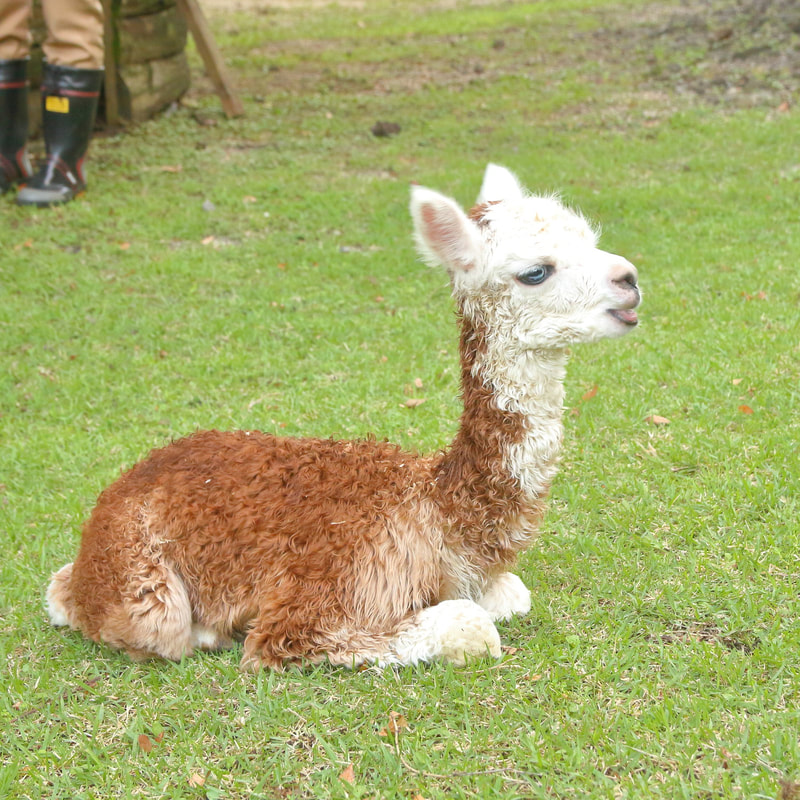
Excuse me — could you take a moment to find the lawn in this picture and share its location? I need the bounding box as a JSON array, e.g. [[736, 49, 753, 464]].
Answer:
[[1, 0, 799, 797]]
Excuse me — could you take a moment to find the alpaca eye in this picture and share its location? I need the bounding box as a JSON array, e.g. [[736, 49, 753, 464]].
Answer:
[[517, 264, 553, 286]]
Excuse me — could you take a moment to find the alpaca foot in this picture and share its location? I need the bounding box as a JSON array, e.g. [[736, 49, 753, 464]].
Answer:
[[386, 599, 501, 666], [477, 572, 531, 622], [46, 563, 76, 627], [190, 623, 234, 652]]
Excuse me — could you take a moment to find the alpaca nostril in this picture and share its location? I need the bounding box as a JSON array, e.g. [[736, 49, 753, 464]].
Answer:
[[610, 263, 638, 291]]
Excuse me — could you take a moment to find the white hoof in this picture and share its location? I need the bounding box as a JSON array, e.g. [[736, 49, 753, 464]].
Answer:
[[477, 572, 531, 622], [190, 623, 233, 652], [46, 563, 74, 627], [388, 599, 501, 666]]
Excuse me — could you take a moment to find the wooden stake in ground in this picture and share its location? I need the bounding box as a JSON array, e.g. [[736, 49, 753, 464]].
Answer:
[[101, 0, 121, 126], [175, 0, 245, 118]]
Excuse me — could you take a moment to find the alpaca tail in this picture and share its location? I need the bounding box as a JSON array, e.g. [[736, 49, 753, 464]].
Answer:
[[46, 562, 78, 629]]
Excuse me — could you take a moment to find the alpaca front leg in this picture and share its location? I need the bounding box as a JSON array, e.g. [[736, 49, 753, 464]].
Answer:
[[383, 599, 501, 666], [477, 572, 531, 622]]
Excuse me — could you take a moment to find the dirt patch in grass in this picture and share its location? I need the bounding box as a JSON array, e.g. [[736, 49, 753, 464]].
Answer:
[[197, 0, 796, 122], [780, 779, 800, 800], [656, 622, 762, 654], [625, 0, 800, 107]]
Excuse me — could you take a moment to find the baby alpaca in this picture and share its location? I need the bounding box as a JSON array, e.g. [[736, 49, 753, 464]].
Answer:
[[47, 164, 641, 670]]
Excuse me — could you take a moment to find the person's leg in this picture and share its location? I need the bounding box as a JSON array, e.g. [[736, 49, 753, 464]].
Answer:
[[16, 0, 104, 207], [0, 0, 32, 61], [0, 0, 34, 193], [40, 0, 104, 70]]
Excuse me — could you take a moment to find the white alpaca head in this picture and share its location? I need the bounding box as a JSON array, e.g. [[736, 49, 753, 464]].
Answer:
[[410, 164, 641, 351]]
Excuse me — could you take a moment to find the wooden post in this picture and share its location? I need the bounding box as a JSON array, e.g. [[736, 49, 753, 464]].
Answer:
[[102, 0, 121, 125], [175, 0, 244, 118]]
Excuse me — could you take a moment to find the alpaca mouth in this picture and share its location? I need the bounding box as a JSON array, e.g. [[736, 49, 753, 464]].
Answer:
[[607, 308, 639, 326]]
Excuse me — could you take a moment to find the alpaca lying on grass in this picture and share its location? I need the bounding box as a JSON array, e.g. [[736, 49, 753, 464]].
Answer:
[[47, 164, 641, 670]]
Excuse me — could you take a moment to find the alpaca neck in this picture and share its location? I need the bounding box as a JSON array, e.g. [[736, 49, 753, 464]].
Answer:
[[480, 337, 568, 500], [433, 310, 568, 554]]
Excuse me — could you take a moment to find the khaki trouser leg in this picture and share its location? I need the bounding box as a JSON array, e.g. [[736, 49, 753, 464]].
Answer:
[[0, 0, 33, 61], [41, 0, 104, 70]]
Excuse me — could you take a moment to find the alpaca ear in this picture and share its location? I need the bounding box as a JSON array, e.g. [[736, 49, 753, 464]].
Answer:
[[410, 185, 483, 275], [476, 163, 526, 205]]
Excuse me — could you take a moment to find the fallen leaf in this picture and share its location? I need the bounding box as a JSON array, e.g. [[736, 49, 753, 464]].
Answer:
[[386, 711, 409, 735], [645, 415, 670, 426], [119, 242, 131, 250], [720, 746, 734, 770], [339, 764, 356, 784], [159, 164, 182, 173], [777, 101, 790, 113], [732, 378, 743, 385], [242, 195, 257, 204], [581, 384, 598, 402], [138, 734, 153, 753], [709, 26, 733, 43], [738, 405, 754, 415], [188, 773, 205, 788], [414, 377, 424, 389], [402, 398, 426, 408], [201, 235, 215, 246]]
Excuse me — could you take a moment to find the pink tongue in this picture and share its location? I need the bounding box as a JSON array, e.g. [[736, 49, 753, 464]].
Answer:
[[617, 309, 638, 324]]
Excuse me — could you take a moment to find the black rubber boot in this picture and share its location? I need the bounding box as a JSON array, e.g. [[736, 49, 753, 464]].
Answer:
[[0, 58, 32, 195], [17, 63, 103, 207]]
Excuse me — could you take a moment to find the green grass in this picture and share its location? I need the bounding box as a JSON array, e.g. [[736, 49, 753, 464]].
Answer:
[[2, 0, 800, 797]]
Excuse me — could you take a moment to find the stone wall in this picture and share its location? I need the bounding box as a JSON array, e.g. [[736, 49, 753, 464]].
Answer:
[[30, 0, 191, 128]]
